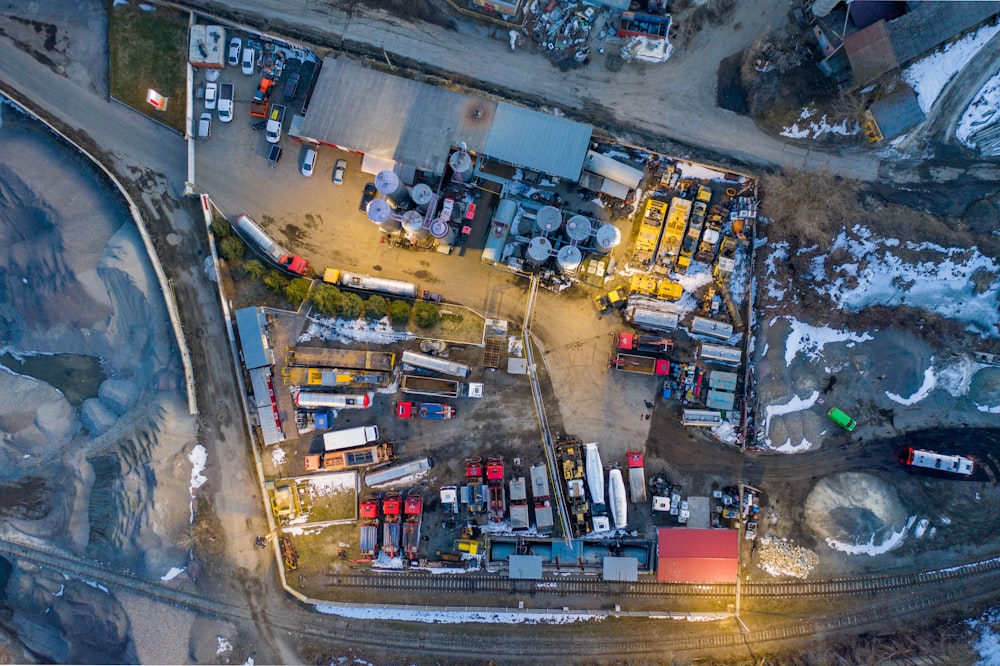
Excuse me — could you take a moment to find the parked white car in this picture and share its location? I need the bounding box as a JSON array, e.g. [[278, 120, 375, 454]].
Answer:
[[333, 159, 347, 185], [204, 82, 217, 110], [241, 47, 255, 75], [197, 113, 212, 139], [301, 148, 317, 177], [227, 37, 242, 67]]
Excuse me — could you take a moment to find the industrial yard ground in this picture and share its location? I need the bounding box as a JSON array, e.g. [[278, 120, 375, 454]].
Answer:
[[1, 0, 1000, 665]]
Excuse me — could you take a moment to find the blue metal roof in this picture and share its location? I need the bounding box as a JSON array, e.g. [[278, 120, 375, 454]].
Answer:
[[235, 307, 273, 370]]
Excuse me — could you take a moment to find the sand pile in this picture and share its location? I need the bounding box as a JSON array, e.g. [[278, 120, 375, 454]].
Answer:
[[804, 473, 910, 555]]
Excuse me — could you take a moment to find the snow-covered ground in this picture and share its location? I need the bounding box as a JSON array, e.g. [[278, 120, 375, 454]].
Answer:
[[903, 22, 1000, 113], [781, 105, 859, 140], [957, 70, 1000, 148]]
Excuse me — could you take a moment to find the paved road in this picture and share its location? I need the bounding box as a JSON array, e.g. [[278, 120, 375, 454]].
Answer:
[[183, 0, 883, 180]]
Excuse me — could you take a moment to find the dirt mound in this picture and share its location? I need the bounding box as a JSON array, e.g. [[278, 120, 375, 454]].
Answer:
[[804, 473, 909, 554]]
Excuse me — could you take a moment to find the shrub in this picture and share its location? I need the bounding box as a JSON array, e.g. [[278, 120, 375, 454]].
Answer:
[[210, 216, 230, 238], [263, 270, 288, 292], [311, 284, 342, 317], [365, 295, 388, 321], [388, 300, 411, 325], [242, 259, 265, 279], [412, 302, 440, 329], [285, 278, 311, 305], [219, 236, 245, 261], [338, 292, 364, 320]]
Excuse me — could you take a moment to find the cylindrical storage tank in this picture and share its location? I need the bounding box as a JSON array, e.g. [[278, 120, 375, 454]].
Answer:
[[367, 198, 401, 233], [449, 150, 474, 182], [401, 210, 428, 242], [564, 214, 591, 243], [410, 183, 434, 212], [593, 223, 622, 254], [555, 245, 582, 273], [375, 170, 409, 206], [526, 236, 553, 266], [429, 219, 457, 244], [533, 206, 562, 234], [811, 0, 839, 17], [493, 198, 517, 226], [295, 391, 373, 410], [402, 350, 472, 378]]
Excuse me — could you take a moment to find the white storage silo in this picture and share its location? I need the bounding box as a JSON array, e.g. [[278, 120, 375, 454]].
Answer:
[[401, 210, 428, 242], [367, 198, 401, 234], [410, 183, 434, 212], [564, 215, 591, 243], [429, 218, 457, 244], [526, 236, 553, 266], [534, 206, 562, 234], [375, 169, 409, 206], [593, 223, 621, 254], [449, 149, 474, 182], [555, 245, 582, 273]]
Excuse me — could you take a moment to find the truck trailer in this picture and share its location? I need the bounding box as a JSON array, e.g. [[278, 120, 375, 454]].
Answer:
[[508, 475, 529, 531], [529, 462, 554, 533], [626, 450, 647, 502], [304, 442, 394, 472], [295, 391, 372, 410], [400, 375, 484, 399], [610, 352, 670, 375], [286, 346, 395, 372], [614, 332, 673, 356], [232, 214, 311, 276], [486, 456, 506, 523], [282, 366, 391, 389], [323, 269, 419, 299], [364, 457, 433, 487], [401, 350, 472, 379], [323, 425, 379, 452]]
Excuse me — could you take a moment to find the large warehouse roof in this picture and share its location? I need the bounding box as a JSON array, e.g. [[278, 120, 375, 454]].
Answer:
[[298, 56, 591, 180], [483, 103, 592, 180], [657, 528, 738, 583]]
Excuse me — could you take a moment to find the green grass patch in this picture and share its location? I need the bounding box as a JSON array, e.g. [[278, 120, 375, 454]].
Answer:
[[304, 488, 357, 523], [108, 2, 189, 133], [411, 304, 485, 343]]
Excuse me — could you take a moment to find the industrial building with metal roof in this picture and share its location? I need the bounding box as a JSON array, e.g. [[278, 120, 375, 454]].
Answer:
[[657, 528, 739, 583], [296, 56, 592, 181]]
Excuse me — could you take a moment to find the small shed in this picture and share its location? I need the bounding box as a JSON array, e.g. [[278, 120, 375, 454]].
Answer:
[[603, 556, 638, 582], [508, 555, 544, 579], [188, 25, 226, 69], [699, 342, 742, 366], [863, 84, 926, 141], [691, 316, 734, 340], [657, 528, 738, 583], [235, 307, 274, 369]]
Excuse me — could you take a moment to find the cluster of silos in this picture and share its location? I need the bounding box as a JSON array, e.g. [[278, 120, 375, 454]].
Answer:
[[375, 170, 409, 207], [367, 198, 401, 234], [521, 203, 623, 274]]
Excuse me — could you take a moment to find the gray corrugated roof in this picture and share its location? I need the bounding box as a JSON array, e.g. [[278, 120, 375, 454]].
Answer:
[[249, 367, 284, 445], [603, 556, 638, 582], [235, 307, 273, 369], [844, 20, 897, 85], [299, 56, 497, 174], [869, 83, 926, 138], [483, 103, 592, 180], [509, 554, 544, 579], [887, 1, 1000, 65]]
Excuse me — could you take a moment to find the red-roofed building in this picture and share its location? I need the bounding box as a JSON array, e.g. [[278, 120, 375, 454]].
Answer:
[[657, 528, 739, 583]]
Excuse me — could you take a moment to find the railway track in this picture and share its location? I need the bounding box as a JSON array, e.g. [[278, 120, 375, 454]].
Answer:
[[338, 553, 1000, 599], [4, 536, 1000, 659]]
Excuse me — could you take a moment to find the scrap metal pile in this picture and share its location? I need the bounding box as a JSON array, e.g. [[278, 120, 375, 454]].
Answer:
[[523, 0, 599, 62], [756, 537, 818, 579]]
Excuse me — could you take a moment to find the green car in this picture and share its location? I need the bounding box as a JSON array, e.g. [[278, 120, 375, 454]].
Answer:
[[827, 407, 857, 431]]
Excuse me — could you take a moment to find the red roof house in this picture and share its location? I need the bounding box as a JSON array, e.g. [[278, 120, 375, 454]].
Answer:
[[657, 528, 739, 583]]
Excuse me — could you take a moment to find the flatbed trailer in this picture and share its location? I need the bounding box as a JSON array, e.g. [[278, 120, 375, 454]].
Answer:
[[282, 366, 391, 388], [400, 375, 483, 399], [402, 491, 423, 559], [286, 346, 395, 372], [626, 450, 647, 503], [529, 462, 554, 532], [304, 442, 395, 472]]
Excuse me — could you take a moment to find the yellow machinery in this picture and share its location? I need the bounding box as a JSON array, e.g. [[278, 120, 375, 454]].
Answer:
[[629, 275, 682, 301]]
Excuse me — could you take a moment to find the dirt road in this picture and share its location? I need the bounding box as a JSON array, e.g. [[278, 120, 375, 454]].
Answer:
[[182, 0, 883, 180]]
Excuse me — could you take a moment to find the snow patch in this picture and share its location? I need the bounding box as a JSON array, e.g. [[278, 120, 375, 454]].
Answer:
[[160, 567, 186, 581], [764, 390, 819, 437], [885, 366, 937, 405], [783, 317, 873, 366], [903, 22, 1000, 113], [315, 605, 607, 624], [825, 520, 910, 556]]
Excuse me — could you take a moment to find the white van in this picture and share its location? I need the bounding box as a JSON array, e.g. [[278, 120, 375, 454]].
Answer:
[[197, 112, 212, 139], [322, 425, 378, 452]]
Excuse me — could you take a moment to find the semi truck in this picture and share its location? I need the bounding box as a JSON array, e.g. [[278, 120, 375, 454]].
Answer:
[[584, 442, 610, 532], [286, 346, 395, 372], [394, 402, 456, 419], [609, 352, 670, 375], [614, 332, 673, 356], [463, 457, 487, 516], [359, 496, 380, 558], [303, 442, 394, 472], [382, 493, 402, 558], [323, 425, 379, 452], [322, 268, 419, 299], [529, 462, 554, 533], [486, 456, 506, 523], [400, 375, 484, 399], [233, 214, 311, 276], [294, 391, 372, 410], [282, 366, 391, 389], [402, 491, 423, 559], [626, 450, 647, 503]]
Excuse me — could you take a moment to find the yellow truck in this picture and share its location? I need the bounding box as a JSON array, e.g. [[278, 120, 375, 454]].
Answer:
[[629, 275, 682, 301], [630, 198, 668, 268], [652, 197, 692, 275]]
